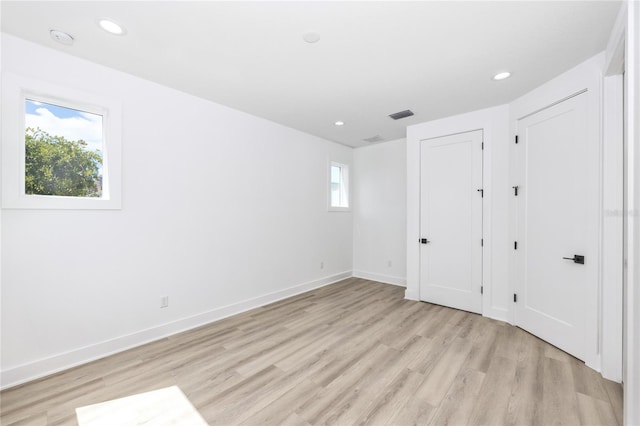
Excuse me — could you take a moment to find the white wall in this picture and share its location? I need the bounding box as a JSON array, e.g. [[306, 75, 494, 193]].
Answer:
[[0, 34, 353, 388], [405, 105, 511, 321], [352, 138, 407, 286]]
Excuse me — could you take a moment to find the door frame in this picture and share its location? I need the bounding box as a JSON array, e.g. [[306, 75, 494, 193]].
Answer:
[[609, 2, 640, 424], [406, 105, 510, 321], [509, 54, 604, 371]]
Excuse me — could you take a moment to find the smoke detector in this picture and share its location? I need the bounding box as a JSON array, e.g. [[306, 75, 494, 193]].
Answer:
[[303, 32, 320, 43], [50, 30, 74, 46]]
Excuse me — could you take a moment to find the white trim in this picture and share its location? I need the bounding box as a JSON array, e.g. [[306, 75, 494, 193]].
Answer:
[[352, 270, 406, 287], [604, 2, 627, 77], [601, 74, 624, 382], [0, 271, 351, 390], [601, 0, 626, 384], [404, 288, 419, 301], [1, 72, 122, 210], [483, 308, 508, 323], [624, 1, 640, 424]]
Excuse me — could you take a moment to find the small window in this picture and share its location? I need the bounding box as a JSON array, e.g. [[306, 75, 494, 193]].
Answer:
[[329, 161, 349, 210], [2, 73, 121, 209], [25, 99, 104, 198]]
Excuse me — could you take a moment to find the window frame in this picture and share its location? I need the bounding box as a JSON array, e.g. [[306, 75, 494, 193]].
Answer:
[[1, 72, 122, 210], [328, 160, 350, 212]]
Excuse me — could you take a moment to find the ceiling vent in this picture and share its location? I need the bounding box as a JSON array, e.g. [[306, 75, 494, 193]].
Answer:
[[363, 135, 385, 143], [388, 109, 414, 120]]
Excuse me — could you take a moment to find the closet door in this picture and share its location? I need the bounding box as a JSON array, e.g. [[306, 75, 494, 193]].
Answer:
[[513, 92, 594, 361], [419, 130, 483, 314]]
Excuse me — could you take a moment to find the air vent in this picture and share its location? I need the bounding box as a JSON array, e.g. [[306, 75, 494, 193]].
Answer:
[[363, 135, 385, 143], [388, 109, 414, 120]]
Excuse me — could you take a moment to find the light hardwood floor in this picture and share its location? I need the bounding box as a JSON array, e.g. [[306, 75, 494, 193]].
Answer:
[[0, 278, 623, 425]]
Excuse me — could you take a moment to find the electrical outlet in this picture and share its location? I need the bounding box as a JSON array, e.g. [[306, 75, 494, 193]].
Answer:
[[320, 261, 324, 269], [387, 260, 392, 267], [160, 296, 169, 308]]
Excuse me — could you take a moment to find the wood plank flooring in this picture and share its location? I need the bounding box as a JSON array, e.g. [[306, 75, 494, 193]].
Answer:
[[0, 278, 623, 425]]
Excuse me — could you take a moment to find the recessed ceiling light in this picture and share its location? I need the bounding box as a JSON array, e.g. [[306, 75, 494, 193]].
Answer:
[[493, 71, 511, 81], [98, 19, 126, 35], [50, 29, 74, 46], [334, 121, 345, 126], [303, 32, 320, 43]]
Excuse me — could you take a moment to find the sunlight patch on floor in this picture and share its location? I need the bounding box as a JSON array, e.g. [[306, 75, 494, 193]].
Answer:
[[75, 385, 208, 426]]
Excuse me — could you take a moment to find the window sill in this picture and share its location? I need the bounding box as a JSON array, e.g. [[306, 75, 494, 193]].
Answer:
[[2, 193, 121, 210], [328, 206, 351, 212]]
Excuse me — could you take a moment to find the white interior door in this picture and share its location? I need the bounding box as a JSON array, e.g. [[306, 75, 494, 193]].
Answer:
[[419, 130, 483, 314], [514, 92, 596, 361]]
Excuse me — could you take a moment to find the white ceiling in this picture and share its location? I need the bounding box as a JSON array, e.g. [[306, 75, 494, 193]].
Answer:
[[1, 1, 622, 148]]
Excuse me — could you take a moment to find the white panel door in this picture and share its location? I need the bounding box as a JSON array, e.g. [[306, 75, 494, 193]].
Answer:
[[419, 130, 483, 314], [514, 92, 595, 361]]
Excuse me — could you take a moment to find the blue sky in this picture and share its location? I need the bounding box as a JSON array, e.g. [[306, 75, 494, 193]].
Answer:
[[26, 99, 82, 119], [25, 99, 104, 154]]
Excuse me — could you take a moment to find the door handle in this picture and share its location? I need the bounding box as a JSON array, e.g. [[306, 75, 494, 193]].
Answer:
[[420, 238, 430, 244], [562, 255, 585, 264]]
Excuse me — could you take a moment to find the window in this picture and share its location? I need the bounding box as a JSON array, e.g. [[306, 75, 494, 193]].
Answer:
[[25, 99, 104, 198], [2, 73, 121, 209], [329, 161, 349, 211]]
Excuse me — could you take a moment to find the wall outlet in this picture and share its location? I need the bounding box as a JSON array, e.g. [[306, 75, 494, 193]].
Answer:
[[387, 260, 392, 267], [160, 296, 169, 308], [320, 261, 324, 269]]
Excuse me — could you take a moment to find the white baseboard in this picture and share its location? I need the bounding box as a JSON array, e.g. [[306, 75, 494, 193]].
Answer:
[[482, 307, 509, 323], [404, 289, 419, 301], [0, 271, 352, 390], [352, 270, 406, 287]]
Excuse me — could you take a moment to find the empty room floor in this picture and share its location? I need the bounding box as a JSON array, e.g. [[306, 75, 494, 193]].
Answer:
[[0, 278, 623, 425]]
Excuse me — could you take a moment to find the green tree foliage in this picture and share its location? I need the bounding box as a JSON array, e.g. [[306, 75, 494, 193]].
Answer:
[[25, 127, 103, 197]]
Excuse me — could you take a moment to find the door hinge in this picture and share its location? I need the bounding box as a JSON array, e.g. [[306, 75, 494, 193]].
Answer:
[[515, 135, 519, 144], [481, 238, 484, 247], [481, 286, 484, 294], [477, 188, 484, 198], [514, 241, 518, 250], [481, 142, 484, 150], [512, 185, 519, 196], [514, 293, 518, 303]]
